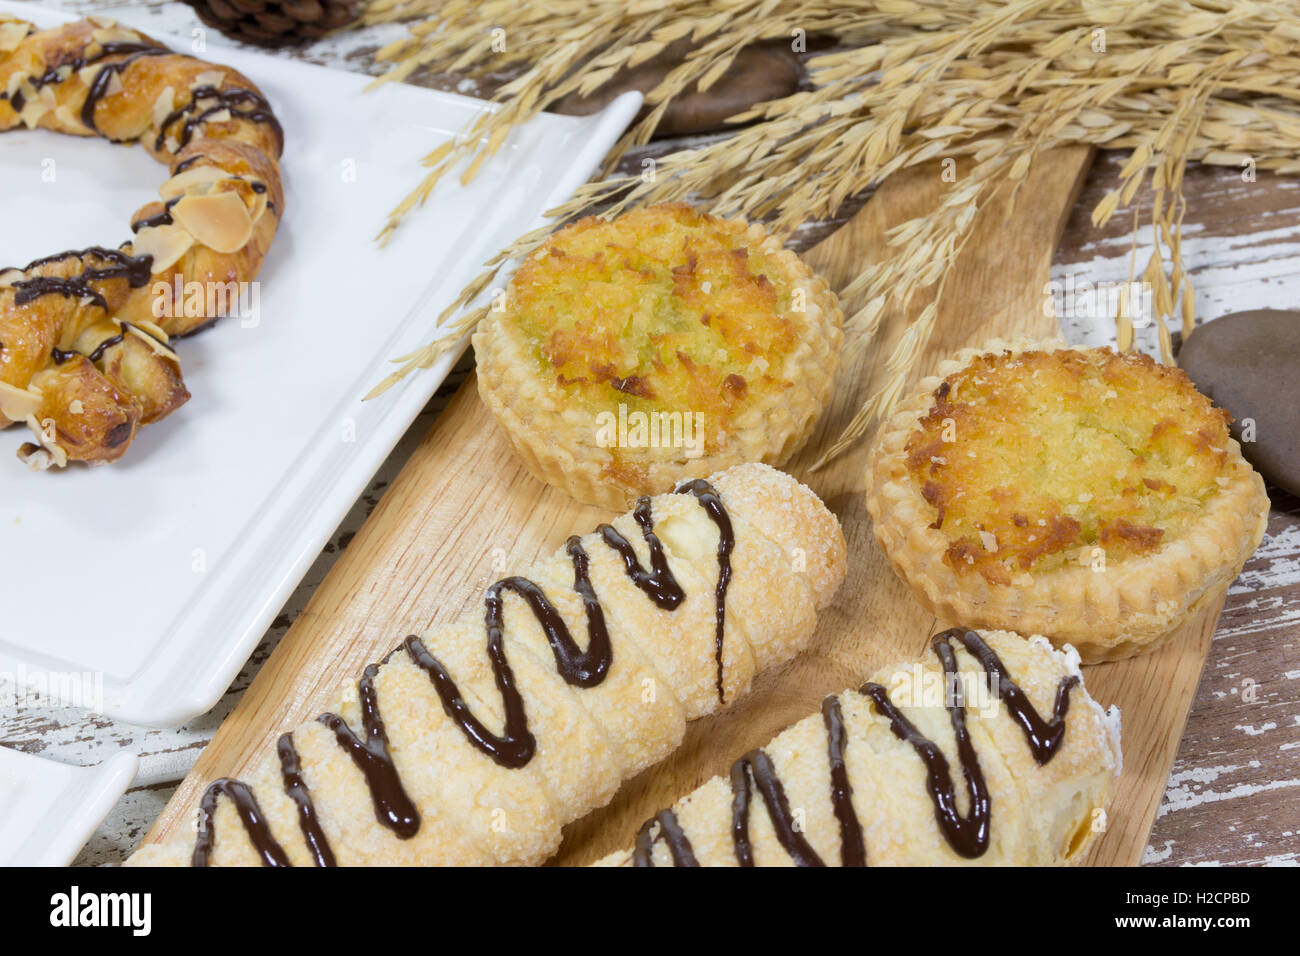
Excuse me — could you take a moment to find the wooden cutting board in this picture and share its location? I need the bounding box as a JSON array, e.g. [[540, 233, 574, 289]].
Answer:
[[141, 145, 1223, 866]]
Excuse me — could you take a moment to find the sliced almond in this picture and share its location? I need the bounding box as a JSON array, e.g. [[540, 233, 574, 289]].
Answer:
[[19, 97, 49, 128], [194, 70, 226, 89], [37, 84, 55, 107], [0, 382, 41, 421], [203, 107, 232, 125], [17, 443, 57, 471], [0, 21, 29, 53], [53, 105, 80, 129], [130, 317, 170, 343], [159, 164, 229, 199], [152, 85, 175, 129], [126, 323, 178, 360], [0, 268, 21, 286], [78, 64, 103, 86], [6, 72, 23, 98], [104, 70, 125, 99], [22, 414, 67, 468], [171, 191, 253, 253], [247, 187, 269, 224], [89, 21, 121, 37], [130, 223, 196, 273]]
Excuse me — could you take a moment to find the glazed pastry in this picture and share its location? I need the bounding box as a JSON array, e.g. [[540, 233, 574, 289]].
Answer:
[[473, 203, 843, 509], [127, 463, 846, 866], [600, 627, 1121, 867], [0, 16, 284, 467], [866, 339, 1269, 662]]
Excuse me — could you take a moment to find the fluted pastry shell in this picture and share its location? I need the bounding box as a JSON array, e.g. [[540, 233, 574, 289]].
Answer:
[[126, 463, 847, 867], [599, 628, 1122, 867], [865, 337, 1270, 663], [473, 203, 844, 510]]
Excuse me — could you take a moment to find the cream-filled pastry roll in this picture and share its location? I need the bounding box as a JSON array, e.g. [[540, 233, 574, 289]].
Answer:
[[129, 463, 845, 866], [600, 628, 1121, 867]]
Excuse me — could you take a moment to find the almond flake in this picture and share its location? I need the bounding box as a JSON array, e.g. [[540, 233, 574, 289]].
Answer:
[[194, 70, 226, 89], [171, 191, 254, 253], [0, 382, 40, 421], [0, 21, 29, 53], [131, 224, 195, 273], [152, 86, 175, 129], [159, 164, 229, 199]]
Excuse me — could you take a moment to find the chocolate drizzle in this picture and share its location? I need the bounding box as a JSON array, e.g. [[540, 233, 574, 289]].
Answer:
[[731, 749, 825, 866], [276, 734, 336, 867], [193, 780, 289, 867], [634, 810, 699, 867], [192, 479, 734, 866], [822, 695, 866, 866], [316, 663, 421, 840], [155, 85, 283, 154], [131, 197, 181, 233], [674, 478, 734, 701], [0, 40, 169, 135], [631, 627, 1080, 866], [6, 248, 157, 366], [10, 246, 152, 313], [80, 43, 172, 135]]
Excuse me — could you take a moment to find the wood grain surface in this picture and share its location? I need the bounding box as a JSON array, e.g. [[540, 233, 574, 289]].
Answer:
[[133, 143, 1203, 866]]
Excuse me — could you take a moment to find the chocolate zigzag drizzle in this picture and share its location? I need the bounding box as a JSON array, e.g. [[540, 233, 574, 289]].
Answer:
[[0, 40, 168, 125], [190, 479, 733, 866], [155, 84, 283, 154], [632, 627, 1077, 866], [10, 246, 152, 313], [5, 247, 167, 366]]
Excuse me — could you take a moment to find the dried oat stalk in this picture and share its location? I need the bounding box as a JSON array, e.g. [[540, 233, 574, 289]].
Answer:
[[362, 0, 1300, 465]]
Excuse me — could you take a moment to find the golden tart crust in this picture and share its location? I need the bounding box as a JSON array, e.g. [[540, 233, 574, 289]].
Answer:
[[866, 338, 1269, 662], [474, 203, 843, 509]]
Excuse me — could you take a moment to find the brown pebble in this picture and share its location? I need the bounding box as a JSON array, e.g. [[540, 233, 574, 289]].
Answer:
[[1178, 308, 1300, 496], [551, 39, 802, 138]]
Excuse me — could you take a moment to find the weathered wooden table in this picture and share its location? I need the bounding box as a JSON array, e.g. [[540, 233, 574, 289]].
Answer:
[[4, 0, 1297, 867]]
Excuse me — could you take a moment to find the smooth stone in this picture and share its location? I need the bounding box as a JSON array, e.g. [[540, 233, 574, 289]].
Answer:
[[1178, 308, 1300, 496], [551, 39, 803, 138]]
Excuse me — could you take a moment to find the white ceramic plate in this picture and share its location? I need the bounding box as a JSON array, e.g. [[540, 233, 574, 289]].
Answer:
[[0, 746, 136, 865], [0, 1, 640, 727]]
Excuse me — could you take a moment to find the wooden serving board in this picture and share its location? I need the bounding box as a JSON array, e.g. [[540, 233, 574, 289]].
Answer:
[[142, 145, 1224, 866]]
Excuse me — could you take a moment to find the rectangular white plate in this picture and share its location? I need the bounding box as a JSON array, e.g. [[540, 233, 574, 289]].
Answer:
[[0, 1, 640, 727], [0, 747, 136, 866]]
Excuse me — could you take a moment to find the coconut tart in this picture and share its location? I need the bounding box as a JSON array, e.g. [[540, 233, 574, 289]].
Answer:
[[473, 203, 843, 509], [866, 338, 1269, 662]]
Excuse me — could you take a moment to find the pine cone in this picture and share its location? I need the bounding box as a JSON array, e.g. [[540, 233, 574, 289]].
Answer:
[[184, 0, 360, 48]]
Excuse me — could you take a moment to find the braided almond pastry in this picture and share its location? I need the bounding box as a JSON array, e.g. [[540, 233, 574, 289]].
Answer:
[[600, 628, 1121, 867], [128, 463, 846, 866], [0, 15, 283, 468]]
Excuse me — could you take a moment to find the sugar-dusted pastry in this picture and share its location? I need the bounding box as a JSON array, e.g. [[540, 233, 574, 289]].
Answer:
[[866, 339, 1269, 662], [127, 463, 846, 866], [473, 203, 843, 509], [0, 16, 283, 467], [600, 627, 1121, 867]]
